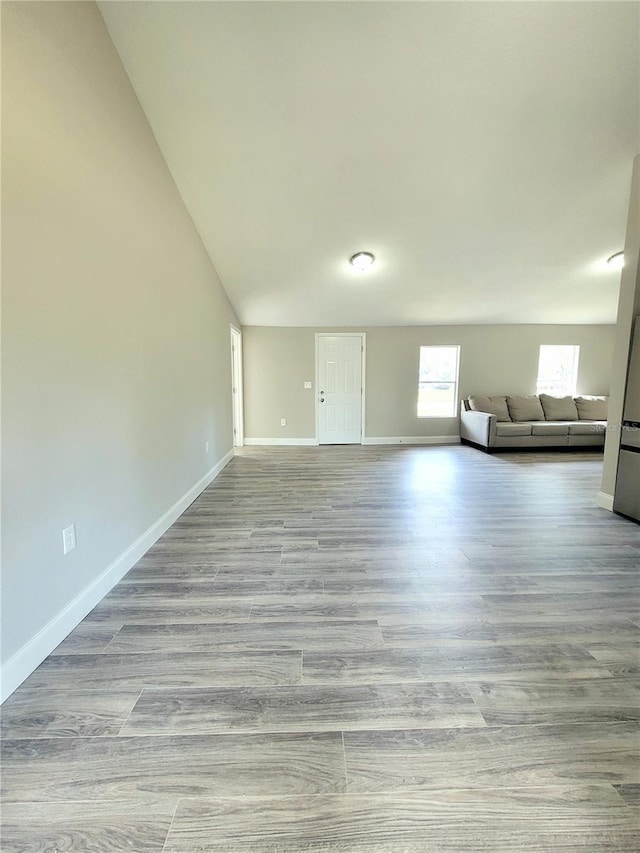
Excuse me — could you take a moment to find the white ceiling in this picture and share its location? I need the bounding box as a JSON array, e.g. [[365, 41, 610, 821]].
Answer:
[[99, 1, 639, 327]]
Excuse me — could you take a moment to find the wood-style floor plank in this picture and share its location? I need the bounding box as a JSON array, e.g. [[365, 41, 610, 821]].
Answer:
[[104, 619, 385, 653], [107, 579, 324, 598], [302, 645, 611, 684], [343, 722, 640, 791], [1, 732, 347, 803], [49, 622, 124, 656], [163, 788, 639, 853], [380, 618, 640, 648], [0, 802, 173, 853], [85, 600, 254, 625], [2, 445, 639, 851], [581, 641, 640, 671], [465, 677, 640, 725], [615, 784, 640, 816], [248, 597, 487, 623], [120, 682, 485, 735], [21, 650, 303, 690], [0, 688, 141, 739]]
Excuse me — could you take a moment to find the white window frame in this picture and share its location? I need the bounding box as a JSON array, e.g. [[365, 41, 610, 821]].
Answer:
[[536, 345, 580, 397], [417, 345, 460, 418]]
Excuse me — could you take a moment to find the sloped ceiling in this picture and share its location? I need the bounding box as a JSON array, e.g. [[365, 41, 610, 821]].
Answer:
[[99, 1, 639, 326]]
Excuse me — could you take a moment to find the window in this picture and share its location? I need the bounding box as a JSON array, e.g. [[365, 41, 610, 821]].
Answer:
[[536, 345, 580, 396], [417, 345, 460, 417]]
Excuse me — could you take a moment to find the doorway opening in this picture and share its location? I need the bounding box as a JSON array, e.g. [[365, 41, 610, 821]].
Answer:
[[230, 326, 244, 447]]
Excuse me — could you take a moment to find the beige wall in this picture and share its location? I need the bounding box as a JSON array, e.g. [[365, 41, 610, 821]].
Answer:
[[243, 328, 317, 438], [243, 325, 615, 439], [1, 3, 238, 673], [601, 154, 640, 499]]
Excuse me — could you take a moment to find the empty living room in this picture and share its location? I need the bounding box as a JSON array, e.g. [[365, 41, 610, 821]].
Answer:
[[2, 2, 640, 851]]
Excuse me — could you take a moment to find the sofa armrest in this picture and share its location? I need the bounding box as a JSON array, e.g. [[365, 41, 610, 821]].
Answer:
[[460, 404, 496, 448]]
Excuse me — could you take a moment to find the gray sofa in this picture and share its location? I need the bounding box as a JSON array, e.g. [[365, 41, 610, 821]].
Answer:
[[460, 393, 607, 451]]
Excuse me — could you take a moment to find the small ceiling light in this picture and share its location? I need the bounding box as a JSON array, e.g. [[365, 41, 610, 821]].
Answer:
[[350, 251, 375, 271], [607, 251, 624, 270]]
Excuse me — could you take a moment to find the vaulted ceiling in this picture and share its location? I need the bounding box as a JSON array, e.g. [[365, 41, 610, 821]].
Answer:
[[99, 1, 639, 327]]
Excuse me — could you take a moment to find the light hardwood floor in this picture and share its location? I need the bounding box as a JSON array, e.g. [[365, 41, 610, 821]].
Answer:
[[1, 445, 639, 851]]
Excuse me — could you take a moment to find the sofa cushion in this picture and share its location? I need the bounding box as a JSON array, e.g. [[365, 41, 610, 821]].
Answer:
[[574, 396, 608, 420], [531, 422, 570, 436], [468, 395, 511, 422], [496, 422, 532, 437], [568, 421, 606, 435], [506, 395, 545, 422], [539, 394, 578, 421]]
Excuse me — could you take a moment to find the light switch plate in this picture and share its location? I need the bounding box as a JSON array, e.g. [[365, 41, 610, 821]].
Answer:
[[62, 523, 76, 555], [303, 381, 312, 389]]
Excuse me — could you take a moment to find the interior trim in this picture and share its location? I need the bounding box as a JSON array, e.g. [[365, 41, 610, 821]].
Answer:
[[362, 436, 461, 446], [243, 438, 319, 446], [596, 491, 614, 512]]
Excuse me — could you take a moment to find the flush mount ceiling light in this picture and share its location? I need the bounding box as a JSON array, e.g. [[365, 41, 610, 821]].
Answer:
[[607, 251, 624, 270], [349, 251, 375, 271]]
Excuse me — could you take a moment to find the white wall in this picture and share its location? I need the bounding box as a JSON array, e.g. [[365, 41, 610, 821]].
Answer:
[[1, 2, 239, 697], [243, 325, 615, 441]]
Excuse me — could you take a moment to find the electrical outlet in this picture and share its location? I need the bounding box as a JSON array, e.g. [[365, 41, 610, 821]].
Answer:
[[62, 523, 76, 555], [303, 381, 312, 389], [280, 418, 287, 427], [205, 441, 209, 453]]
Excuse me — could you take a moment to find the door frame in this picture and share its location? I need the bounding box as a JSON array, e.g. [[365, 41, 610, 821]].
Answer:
[[230, 326, 244, 447], [315, 332, 366, 445]]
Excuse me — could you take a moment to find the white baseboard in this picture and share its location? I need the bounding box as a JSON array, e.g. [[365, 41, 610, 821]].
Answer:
[[245, 436, 460, 447], [0, 449, 234, 703], [596, 491, 614, 512], [244, 437, 319, 446], [362, 436, 461, 446]]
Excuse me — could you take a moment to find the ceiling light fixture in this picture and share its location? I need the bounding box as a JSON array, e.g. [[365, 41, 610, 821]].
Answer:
[[349, 251, 375, 271], [607, 251, 624, 270]]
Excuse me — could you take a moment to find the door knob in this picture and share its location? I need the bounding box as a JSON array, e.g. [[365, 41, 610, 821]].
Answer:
[[320, 397, 325, 403]]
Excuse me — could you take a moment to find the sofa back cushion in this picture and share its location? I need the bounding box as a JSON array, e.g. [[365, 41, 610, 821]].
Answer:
[[506, 394, 545, 422], [574, 395, 608, 420], [539, 394, 578, 421], [468, 395, 511, 422]]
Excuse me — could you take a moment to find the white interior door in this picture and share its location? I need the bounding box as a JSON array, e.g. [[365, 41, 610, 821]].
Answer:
[[317, 335, 363, 444], [230, 327, 243, 447]]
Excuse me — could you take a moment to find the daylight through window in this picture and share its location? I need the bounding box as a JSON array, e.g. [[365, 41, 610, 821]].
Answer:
[[536, 345, 580, 396], [417, 346, 460, 417]]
